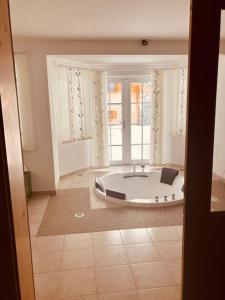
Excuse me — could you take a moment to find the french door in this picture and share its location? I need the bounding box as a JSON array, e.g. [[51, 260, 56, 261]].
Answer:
[[107, 78, 151, 165]]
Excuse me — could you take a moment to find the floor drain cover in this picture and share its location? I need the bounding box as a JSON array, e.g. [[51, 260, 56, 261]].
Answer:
[[74, 212, 85, 218]]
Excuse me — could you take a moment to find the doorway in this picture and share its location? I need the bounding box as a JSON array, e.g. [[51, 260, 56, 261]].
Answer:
[[107, 77, 151, 165]]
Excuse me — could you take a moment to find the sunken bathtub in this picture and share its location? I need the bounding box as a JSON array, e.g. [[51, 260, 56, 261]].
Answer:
[[94, 169, 184, 208]]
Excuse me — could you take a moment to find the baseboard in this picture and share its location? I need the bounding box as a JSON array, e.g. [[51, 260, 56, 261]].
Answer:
[[166, 163, 184, 170], [32, 190, 56, 196], [212, 172, 225, 183], [60, 166, 91, 179]]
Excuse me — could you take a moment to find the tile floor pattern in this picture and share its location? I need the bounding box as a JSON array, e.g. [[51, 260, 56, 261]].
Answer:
[[29, 195, 182, 300]]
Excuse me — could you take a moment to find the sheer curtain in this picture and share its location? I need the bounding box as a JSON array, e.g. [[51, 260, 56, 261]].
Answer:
[[57, 66, 92, 142], [177, 68, 187, 136], [149, 70, 161, 165], [57, 66, 109, 168], [90, 71, 109, 168]]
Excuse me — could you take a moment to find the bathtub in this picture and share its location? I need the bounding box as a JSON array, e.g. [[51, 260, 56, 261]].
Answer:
[[94, 169, 184, 207]]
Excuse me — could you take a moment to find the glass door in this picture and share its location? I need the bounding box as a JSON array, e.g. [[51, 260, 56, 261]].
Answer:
[[107, 81, 125, 164], [107, 78, 151, 165], [130, 81, 151, 162]]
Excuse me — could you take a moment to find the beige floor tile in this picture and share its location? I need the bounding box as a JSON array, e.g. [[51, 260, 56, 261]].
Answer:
[[62, 296, 97, 300], [35, 296, 59, 300], [148, 226, 181, 242], [173, 225, 183, 239], [94, 246, 128, 267], [138, 286, 181, 300], [28, 201, 48, 214], [63, 233, 93, 250], [131, 262, 173, 289], [31, 235, 64, 251], [125, 243, 161, 264], [59, 269, 96, 298], [98, 290, 139, 300], [165, 260, 182, 285], [34, 272, 61, 299], [29, 212, 44, 224], [36, 269, 95, 298], [28, 196, 49, 207], [121, 229, 152, 245], [155, 241, 182, 260], [32, 250, 61, 273], [95, 265, 135, 294], [29, 223, 40, 236], [92, 231, 123, 247], [61, 248, 94, 270]]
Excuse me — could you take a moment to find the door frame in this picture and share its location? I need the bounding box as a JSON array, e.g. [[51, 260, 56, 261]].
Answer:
[[0, 96, 21, 299], [0, 0, 35, 299], [183, 0, 225, 299]]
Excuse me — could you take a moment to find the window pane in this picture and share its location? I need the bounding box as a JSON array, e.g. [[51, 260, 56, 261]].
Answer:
[[108, 146, 111, 161], [131, 103, 142, 125], [107, 126, 111, 144], [143, 102, 150, 126], [111, 125, 122, 145], [143, 125, 150, 144], [108, 104, 122, 125], [143, 82, 151, 102], [111, 146, 122, 161], [131, 145, 142, 160], [131, 125, 142, 144], [109, 82, 122, 103], [143, 145, 150, 160], [131, 82, 142, 103]]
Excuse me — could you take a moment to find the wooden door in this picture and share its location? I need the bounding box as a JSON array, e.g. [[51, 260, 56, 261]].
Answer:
[[183, 0, 225, 299], [0, 1, 35, 299]]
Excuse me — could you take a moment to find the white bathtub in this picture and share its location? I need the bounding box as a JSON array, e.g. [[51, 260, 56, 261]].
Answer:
[[94, 170, 184, 207]]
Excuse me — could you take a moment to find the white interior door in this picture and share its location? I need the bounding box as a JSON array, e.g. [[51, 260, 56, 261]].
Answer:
[[107, 77, 151, 165]]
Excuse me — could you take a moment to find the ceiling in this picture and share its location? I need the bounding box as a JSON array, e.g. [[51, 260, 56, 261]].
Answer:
[[10, 0, 191, 39], [49, 55, 188, 69]]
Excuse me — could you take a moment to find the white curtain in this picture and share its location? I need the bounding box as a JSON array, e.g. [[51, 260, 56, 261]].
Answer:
[[90, 71, 109, 168], [57, 66, 72, 142], [67, 68, 91, 140], [57, 66, 92, 142], [177, 68, 187, 136], [149, 70, 161, 165]]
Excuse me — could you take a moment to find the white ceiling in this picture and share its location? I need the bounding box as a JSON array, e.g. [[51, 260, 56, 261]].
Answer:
[[10, 0, 191, 39]]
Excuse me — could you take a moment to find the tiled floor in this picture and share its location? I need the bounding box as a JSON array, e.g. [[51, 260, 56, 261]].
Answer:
[[29, 197, 182, 300], [28, 166, 183, 300]]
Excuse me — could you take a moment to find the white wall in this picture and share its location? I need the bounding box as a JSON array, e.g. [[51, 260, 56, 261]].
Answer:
[[213, 55, 225, 178], [58, 140, 91, 176], [15, 54, 34, 151], [13, 38, 190, 191]]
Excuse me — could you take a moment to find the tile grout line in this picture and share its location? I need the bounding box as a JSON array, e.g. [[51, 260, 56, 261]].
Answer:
[[91, 232, 98, 297], [122, 233, 140, 299]]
